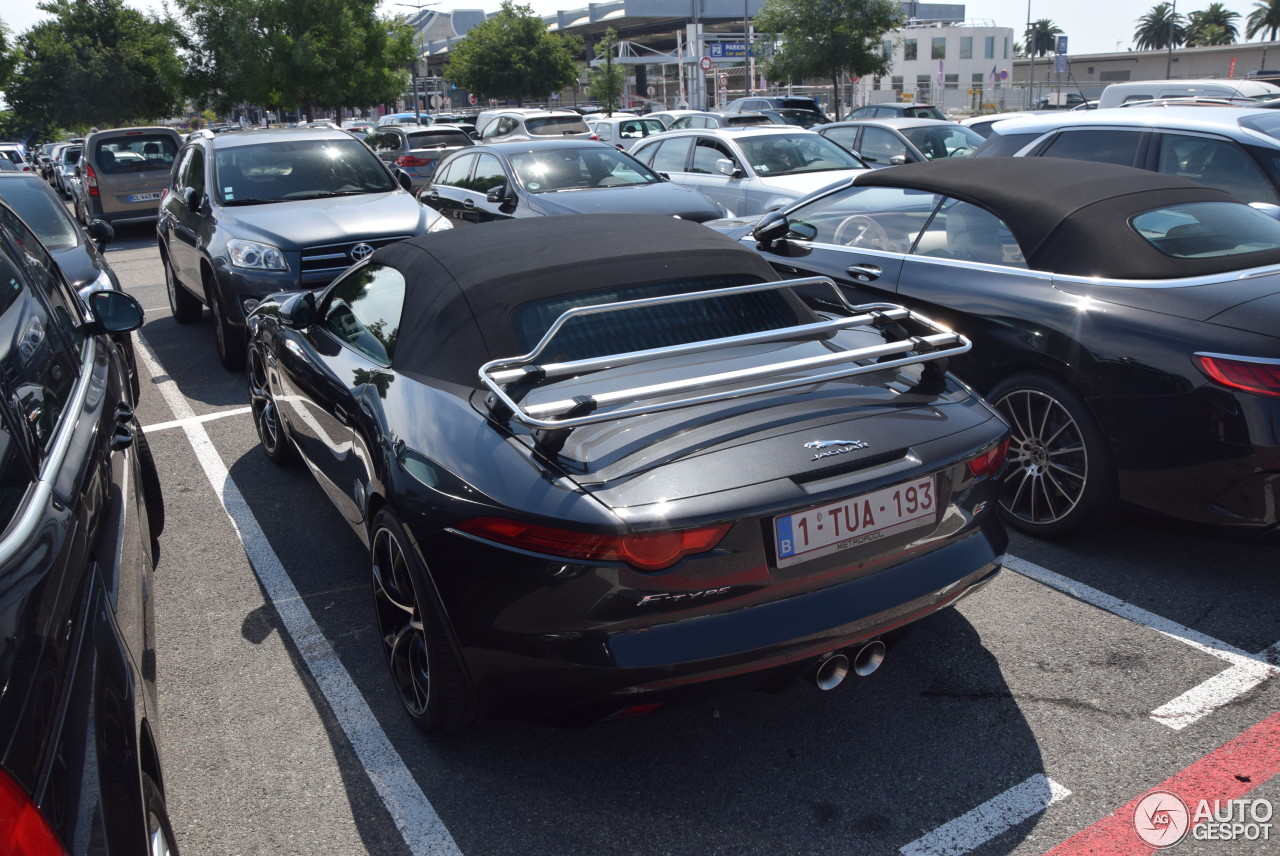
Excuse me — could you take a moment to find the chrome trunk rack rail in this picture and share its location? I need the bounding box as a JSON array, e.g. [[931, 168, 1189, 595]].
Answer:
[[480, 277, 970, 433]]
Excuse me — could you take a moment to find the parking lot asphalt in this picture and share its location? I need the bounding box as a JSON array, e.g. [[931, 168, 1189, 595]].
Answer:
[[105, 224, 1280, 856]]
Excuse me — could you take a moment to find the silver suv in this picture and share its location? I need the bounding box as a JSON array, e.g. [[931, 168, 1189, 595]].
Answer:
[[972, 106, 1280, 206], [476, 110, 595, 143]]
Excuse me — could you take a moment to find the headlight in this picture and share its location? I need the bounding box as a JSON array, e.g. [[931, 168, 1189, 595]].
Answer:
[[77, 269, 115, 298], [427, 214, 453, 233], [228, 239, 288, 270]]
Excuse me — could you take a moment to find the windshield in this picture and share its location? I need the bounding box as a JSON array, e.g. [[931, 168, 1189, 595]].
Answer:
[[509, 147, 660, 193], [737, 134, 865, 176], [901, 124, 985, 159], [0, 180, 79, 251], [1131, 201, 1280, 258], [214, 138, 397, 204]]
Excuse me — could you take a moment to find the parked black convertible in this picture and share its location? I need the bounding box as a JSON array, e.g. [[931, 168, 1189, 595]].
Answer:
[[709, 158, 1280, 538], [245, 215, 1009, 730], [0, 199, 176, 852]]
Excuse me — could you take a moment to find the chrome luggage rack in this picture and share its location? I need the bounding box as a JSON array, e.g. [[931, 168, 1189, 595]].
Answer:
[[480, 277, 971, 434]]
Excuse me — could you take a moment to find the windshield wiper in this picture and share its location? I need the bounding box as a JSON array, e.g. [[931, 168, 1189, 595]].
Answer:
[[221, 197, 280, 206], [286, 190, 377, 200]]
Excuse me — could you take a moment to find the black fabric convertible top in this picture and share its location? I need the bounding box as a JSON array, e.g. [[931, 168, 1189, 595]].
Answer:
[[854, 157, 1280, 279], [380, 214, 780, 386]]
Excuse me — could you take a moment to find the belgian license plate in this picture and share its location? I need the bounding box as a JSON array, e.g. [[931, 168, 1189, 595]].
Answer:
[[773, 476, 936, 568], [129, 191, 161, 203]]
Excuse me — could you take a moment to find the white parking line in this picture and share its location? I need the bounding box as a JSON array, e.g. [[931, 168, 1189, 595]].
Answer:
[[135, 334, 462, 856], [142, 406, 252, 434], [899, 774, 1072, 856], [1004, 555, 1280, 731]]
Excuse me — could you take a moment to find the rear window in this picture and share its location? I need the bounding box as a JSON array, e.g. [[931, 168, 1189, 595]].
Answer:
[[1131, 201, 1280, 258], [94, 134, 178, 174], [905, 106, 947, 120], [526, 116, 590, 136], [727, 115, 773, 126], [513, 275, 801, 361], [406, 130, 473, 149], [973, 131, 1044, 157]]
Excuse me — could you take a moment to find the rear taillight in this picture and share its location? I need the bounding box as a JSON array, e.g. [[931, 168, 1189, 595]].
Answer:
[[1195, 353, 1280, 398], [455, 518, 731, 571], [85, 163, 98, 196], [0, 768, 66, 856], [967, 437, 1010, 479], [395, 155, 433, 168], [588, 133, 600, 141]]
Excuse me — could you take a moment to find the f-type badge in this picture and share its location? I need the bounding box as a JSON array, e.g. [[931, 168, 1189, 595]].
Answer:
[[805, 439, 870, 461]]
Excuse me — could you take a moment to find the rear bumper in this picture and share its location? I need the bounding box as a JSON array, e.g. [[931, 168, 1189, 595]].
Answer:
[[437, 522, 1006, 724]]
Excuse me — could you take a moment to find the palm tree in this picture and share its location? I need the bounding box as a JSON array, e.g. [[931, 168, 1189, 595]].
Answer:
[[1186, 3, 1240, 45], [1247, 0, 1280, 40], [1135, 3, 1187, 50], [1024, 19, 1063, 57]]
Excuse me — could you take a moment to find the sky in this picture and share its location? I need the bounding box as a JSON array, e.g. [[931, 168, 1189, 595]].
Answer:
[[0, 0, 1268, 59]]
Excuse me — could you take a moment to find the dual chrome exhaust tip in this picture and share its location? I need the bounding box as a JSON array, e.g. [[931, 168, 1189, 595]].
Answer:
[[812, 640, 887, 691]]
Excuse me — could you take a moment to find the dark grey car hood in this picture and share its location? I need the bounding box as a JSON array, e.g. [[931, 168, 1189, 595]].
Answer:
[[217, 191, 431, 248], [50, 243, 108, 291], [526, 183, 723, 222]]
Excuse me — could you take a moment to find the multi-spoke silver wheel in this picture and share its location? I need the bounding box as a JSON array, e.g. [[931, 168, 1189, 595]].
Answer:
[[371, 523, 432, 718], [989, 373, 1115, 538]]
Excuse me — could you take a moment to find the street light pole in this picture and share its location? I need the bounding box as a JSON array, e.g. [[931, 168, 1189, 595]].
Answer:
[[1165, 0, 1176, 80], [397, 0, 440, 123], [1026, 0, 1034, 109]]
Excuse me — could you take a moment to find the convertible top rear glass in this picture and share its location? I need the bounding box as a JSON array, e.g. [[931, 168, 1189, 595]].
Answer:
[[1132, 201, 1280, 258]]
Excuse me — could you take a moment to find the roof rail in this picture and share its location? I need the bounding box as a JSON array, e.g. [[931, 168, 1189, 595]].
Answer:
[[479, 277, 970, 433]]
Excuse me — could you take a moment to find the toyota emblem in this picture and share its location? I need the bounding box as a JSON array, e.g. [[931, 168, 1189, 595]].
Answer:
[[350, 243, 375, 262]]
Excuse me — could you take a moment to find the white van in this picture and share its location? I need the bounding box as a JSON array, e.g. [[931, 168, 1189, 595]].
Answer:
[[1097, 78, 1280, 109]]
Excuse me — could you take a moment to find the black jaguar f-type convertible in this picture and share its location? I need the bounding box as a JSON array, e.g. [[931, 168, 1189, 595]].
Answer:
[[245, 214, 1010, 731]]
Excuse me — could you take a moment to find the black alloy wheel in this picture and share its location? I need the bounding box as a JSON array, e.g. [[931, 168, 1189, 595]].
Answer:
[[988, 372, 1116, 538], [247, 347, 296, 466], [370, 508, 475, 734], [163, 252, 202, 324], [205, 273, 246, 371]]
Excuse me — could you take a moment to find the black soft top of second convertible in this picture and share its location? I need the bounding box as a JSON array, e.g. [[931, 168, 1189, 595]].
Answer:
[[378, 214, 780, 386], [854, 157, 1280, 279]]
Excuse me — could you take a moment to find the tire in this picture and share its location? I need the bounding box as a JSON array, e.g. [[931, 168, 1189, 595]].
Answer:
[[206, 274, 246, 372], [247, 346, 297, 466], [142, 772, 180, 856], [135, 426, 165, 540], [987, 372, 1116, 539], [370, 508, 476, 734], [163, 252, 202, 324]]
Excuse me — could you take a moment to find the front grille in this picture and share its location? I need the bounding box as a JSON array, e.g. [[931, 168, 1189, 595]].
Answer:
[[299, 235, 414, 275]]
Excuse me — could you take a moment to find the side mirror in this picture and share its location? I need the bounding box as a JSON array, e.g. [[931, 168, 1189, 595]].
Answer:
[[182, 186, 203, 210], [396, 169, 413, 193], [890, 155, 909, 166], [486, 185, 509, 204], [87, 289, 144, 334], [280, 290, 317, 330], [715, 158, 741, 178], [88, 218, 114, 250], [752, 209, 790, 249]]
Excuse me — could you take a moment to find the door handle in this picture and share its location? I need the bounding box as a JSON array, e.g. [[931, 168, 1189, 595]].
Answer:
[[428, 191, 440, 201], [462, 198, 475, 209], [847, 264, 882, 282], [334, 404, 349, 426]]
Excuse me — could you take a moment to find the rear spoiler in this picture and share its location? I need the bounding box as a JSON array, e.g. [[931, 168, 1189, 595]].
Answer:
[[480, 276, 970, 438]]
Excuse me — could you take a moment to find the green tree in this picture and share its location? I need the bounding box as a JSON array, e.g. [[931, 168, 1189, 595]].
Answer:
[[6, 0, 184, 131], [1186, 3, 1240, 45], [1134, 3, 1187, 50], [178, 0, 416, 121], [588, 28, 624, 115], [0, 20, 16, 93], [443, 1, 580, 104], [1024, 19, 1064, 57], [1247, 0, 1280, 40], [754, 0, 901, 119]]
